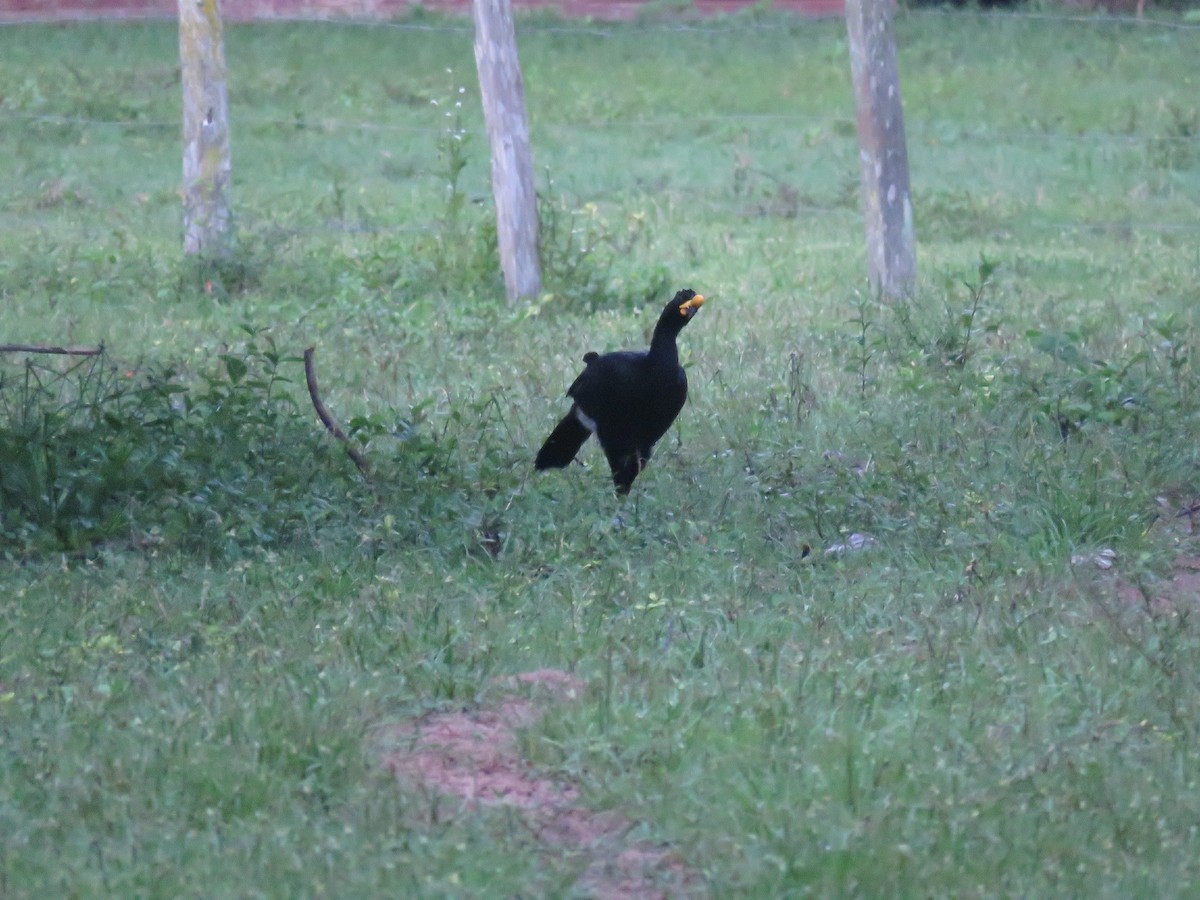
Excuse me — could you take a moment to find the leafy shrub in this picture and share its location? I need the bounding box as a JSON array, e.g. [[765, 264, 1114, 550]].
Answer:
[[0, 329, 364, 557]]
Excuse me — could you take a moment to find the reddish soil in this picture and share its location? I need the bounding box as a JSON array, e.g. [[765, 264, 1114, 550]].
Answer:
[[1075, 506, 1200, 618], [380, 669, 702, 898], [1111, 555, 1200, 616]]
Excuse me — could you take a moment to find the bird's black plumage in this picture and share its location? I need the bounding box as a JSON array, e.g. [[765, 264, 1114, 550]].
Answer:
[[535, 288, 705, 494]]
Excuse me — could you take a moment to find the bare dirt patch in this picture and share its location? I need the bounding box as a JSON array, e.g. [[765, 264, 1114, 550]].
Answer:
[[381, 668, 702, 899], [1111, 554, 1200, 616], [1075, 508, 1200, 619]]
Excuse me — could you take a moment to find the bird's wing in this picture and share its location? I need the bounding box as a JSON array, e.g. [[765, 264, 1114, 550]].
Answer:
[[567, 351, 648, 408]]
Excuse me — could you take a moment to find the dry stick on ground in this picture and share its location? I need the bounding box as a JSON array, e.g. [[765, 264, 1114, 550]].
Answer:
[[0, 344, 103, 356], [303, 346, 371, 480]]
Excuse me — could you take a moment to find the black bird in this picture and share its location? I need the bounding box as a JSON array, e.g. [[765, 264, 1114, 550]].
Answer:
[[535, 288, 706, 494]]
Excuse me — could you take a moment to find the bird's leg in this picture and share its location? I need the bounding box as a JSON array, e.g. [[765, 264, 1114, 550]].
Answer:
[[611, 489, 630, 529], [605, 446, 642, 495]]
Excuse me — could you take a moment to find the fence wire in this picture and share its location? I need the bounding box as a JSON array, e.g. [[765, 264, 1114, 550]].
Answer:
[[1, 9, 1197, 244]]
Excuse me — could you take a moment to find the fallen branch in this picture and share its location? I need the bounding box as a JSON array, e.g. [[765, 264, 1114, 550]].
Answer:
[[303, 346, 371, 480], [0, 343, 103, 356]]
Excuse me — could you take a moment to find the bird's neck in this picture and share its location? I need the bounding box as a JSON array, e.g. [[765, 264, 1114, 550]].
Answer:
[[649, 326, 682, 363]]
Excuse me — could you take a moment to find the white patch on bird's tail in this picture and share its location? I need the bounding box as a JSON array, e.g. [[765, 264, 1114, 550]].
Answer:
[[574, 408, 597, 432]]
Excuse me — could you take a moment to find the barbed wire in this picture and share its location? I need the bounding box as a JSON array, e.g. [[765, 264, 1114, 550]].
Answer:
[[4, 196, 1199, 240], [3, 108, 1197, 150], [2, 7, 1195, 244]]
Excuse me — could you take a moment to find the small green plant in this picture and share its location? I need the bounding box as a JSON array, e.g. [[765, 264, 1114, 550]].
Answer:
[[846, 287, 878, 396], [1147, 103, 1198, 172], [944, 255, 996, 368], [416, 73, 504, 298], [536, 189, 669, 314], [886, 255, 998, 372], [433, 78, 471, 231]]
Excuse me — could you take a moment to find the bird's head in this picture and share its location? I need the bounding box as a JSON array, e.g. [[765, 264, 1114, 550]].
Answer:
[[671, 288, 705, 321]]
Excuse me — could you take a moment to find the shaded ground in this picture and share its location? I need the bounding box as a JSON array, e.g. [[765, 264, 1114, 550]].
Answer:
[[380, 669, 703, 899]]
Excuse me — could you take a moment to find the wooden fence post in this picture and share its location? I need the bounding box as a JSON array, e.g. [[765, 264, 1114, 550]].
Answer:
[[845, 0, 916, 299], [472, 0, 542, 303], [179, 0, 232, 257]]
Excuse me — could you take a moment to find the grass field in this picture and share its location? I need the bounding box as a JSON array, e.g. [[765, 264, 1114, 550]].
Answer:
[[3, 7, 1200, 896]]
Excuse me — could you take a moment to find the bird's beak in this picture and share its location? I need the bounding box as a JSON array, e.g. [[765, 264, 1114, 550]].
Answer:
[[679, 294, 705, 316]]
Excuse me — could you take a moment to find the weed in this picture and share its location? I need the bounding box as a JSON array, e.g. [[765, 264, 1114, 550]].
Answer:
[[536, 189, 670, 314], [885, 255, 998, 373], [1147, 102, 1198, 173], [847, 287, 877, 396]]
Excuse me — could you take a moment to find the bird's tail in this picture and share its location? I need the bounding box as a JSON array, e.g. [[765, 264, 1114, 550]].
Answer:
[[535, 413, 591, 470]]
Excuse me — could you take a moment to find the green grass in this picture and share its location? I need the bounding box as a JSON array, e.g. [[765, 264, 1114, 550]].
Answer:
[[3, 7, 1200, 896]]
